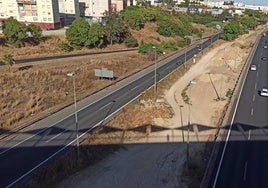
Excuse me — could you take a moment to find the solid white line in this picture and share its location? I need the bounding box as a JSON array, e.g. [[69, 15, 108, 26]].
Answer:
[[212, 54, 252, 188], [0, 118, 72, 156], [45, 129, 68, 143], [248, 130, 251, 140], [6, 42, 211, 187], [244, 162, 248, 181], [7, 85, 146, 188], [251, 108, 254, 116], [98, 102, 113, 111]]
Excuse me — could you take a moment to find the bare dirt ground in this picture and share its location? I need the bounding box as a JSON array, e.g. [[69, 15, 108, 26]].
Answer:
[[55, 26, 266, 188]]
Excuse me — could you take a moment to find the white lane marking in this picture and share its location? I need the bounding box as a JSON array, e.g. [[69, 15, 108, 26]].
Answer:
[[244, 162, 248, 181], [98, 102, 113, 111], [251, 108, 254, 116], [212, 39, 256, 187], [0, 119, 70, 156], [252, 95, 255, 102], [248, 130, 251, 140], [2, 55, 164, 152], [45, 129, 68, 143], [46, 101, 117, 143], [254, 83, 257, 90], [7, 86, 147, 188]]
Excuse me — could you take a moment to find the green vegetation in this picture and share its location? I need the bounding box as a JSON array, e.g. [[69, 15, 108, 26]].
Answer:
[[3, 4, 262, 50], [58, 41, 73, 52], [102, 11, 130, 45], [124, 36, 139, 48], [221, 22, 245, 41], [66, 17, 91, 49], [2, 17, 42, 48], [2, 54, 14, 72], [240, 16, 258, 30]]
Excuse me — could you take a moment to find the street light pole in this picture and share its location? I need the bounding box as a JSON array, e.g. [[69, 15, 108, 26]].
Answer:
[[184, 46, 187, 72], [179, 105, 184, 142], [153, 46, 157, 101], [187, 80, 196, 168], [67, 72, 80, 160]]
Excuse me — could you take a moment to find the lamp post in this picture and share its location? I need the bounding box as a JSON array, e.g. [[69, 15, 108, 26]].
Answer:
[[187, 80, 196, 168], [184, 45, 187, 72], [184, 36, 191, 72], [179, 105, 184, 142], [67, 72, 79, 159], [152, 46, 157, 101]]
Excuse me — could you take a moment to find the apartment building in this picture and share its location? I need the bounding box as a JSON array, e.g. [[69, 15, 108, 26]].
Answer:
[[0, 0, 63, 30], [58, 0, 80, 25], [79, 0, 136, 22]]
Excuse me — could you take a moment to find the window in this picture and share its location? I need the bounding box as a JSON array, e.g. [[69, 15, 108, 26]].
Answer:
[[43, 17, 47, 21]]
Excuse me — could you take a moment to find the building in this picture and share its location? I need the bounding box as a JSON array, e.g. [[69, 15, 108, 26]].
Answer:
[[58, 0, 80, 25], [78, 0, 136, 22], [0, 0, 63, 30]]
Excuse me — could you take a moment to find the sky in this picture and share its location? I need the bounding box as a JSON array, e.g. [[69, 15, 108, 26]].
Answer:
[[239, 0, 268, 6]]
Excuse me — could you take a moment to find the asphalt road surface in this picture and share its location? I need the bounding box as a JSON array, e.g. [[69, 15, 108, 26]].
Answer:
[[0, 34, 219, 187], [210, 32, 268, 188]]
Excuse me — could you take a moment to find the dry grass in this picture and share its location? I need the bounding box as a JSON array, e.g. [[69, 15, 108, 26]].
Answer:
[[0, 22, 216, 130], [0, 51, 152, 129]]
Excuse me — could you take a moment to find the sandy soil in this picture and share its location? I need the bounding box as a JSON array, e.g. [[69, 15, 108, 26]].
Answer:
[[55, 27, 265, 188]]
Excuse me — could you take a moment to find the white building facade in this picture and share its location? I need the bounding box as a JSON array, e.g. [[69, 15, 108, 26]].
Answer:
[[0, 0, 63, 30]]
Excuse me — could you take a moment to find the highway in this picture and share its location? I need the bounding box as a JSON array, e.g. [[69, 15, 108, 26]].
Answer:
[[210, 32, 268, 188], [0, 34, 219, 187]]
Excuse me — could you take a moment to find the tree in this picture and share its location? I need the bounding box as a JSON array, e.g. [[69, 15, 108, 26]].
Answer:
[[121, 6, 145, 30], [221, 22, 240, 41], [27, 24, 43, 45], [103, 11, 130, 45], [66, 17, 91, 48], [87, 23, 105, 48], [2, 17, 28, 48], [241, 16, 258, 30], [2, 54, 15, 72], [136, 0, 151, 7]]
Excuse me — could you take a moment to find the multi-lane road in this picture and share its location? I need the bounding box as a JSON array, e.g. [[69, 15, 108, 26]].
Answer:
[[210, 32, 268, 187], [0, 35, 219, 187]]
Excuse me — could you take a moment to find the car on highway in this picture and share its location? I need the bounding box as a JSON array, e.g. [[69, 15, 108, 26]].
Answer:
[[250, 64, 257, 71], [260, 88, 268, 97], [264, 45, 268, 49]]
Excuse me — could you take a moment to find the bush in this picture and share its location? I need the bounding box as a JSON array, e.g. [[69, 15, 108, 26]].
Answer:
[[160, 41, 178, 51], [58, 41, 73, 52], [124, 36, 139, 48], [3, 17, 28, 48], [138, 43, 157, 55]]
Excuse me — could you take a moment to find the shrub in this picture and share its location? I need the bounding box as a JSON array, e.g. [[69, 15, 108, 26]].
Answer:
[[160, 41, 178, 51], [138, 43, 156, 55], [124, 36, 139, 48], [58, 41, 73, 52]]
